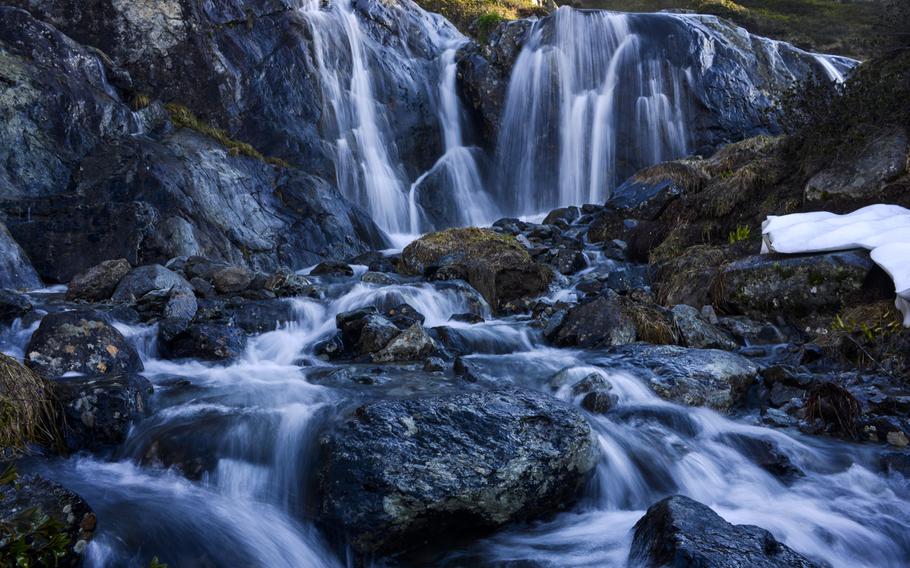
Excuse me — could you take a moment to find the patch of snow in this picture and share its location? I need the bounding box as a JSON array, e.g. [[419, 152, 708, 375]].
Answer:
[[761, 204, 910, 326]]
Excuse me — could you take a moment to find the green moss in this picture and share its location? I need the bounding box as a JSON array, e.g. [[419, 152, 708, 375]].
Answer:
[[475, 11, 505, 42], [164, 103, 291, 168], [412, 0, 546, 36], [727, 224, 751, 244]]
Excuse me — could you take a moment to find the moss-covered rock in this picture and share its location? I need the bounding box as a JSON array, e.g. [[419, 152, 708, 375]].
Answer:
[[400, 228, 552, 312]]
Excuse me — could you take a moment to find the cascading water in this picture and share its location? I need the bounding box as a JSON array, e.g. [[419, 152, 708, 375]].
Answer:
[[491, 7, 856, 218], [495, 9, 691, 216], [408, 47, 497, 233]]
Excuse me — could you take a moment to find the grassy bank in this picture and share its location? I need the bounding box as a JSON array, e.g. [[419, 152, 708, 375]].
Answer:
[[415, 0, 904, 60]]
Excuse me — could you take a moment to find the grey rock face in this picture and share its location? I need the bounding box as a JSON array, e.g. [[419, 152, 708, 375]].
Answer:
[[318, 388, 598, 554], [25, 309, 144, 379], [0, 223, 42, 291], [551, 293, 637, 348], [671, 304, 738, 350], [371, 323, 436, 362], [805, 126, 908, 202], [66, 259, 132, 302], [629, 495, 819, 567]]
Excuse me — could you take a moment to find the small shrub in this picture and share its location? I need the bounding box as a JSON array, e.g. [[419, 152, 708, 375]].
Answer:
[[131, 93, 151, 111], [0, 466, 72, 568], [727, 224, 750, 244], [475, 12, 505, 42]]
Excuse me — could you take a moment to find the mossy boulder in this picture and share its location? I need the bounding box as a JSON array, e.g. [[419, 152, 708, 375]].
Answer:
[[400, 228, 551, 312], [717, 251, 876, 316], [25, 310, 144, 379], [549, 291, 678, 348]]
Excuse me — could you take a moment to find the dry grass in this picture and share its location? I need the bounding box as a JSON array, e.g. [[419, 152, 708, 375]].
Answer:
[[165, 103, 290, 168], [625, 301, 678, 344], [631, 161, 709, 192], [0, 354, 61, 454], [415, 0, 546, 34]]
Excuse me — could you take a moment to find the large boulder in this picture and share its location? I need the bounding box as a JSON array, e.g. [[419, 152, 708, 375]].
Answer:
[[0, 473, 96, 567], [52, 374, 152, 450], [629, 495, 819, 567], [0, 289, 33, 324], [400, 228, 551, 312], [608, 345, 759, 412], [158, 323, 246, 361], [718, 251, 875, 315], [371, 323, 436, 363], [66, 258, 131, 301], [112, 265, 192, 303], [25, 310, 143, 379], [318, 389, 598, 554], [550, 292, 677, 348]]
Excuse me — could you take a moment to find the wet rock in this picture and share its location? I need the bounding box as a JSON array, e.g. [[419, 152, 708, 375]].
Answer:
[[805, 126, 907, 202], [356, 316, 402, 356], [671, 304, 737, 350], [552, 249, 588, 275], [454, 356, 483, 382], [423, 357, 446, 372], [543, 206, 580, 225], [349, 251, 399, 273], [336, 307, 380, 345], [608, 162, 701, 220], [581, 390, 616, 413], [881, 452, 910, 477], [603, 264, 651, 294], [319, 388, 598, 554], [371, 324, 437, 363], [610, 345, 759, 412], [190, 277, 216, 299], [0, 473, 96, 566], [25, 310, 143, 379], [163, 290, 198, 322], [399, 228, 551, 312], [382, 303, 426, 330], [719, 316, 787, 345], [629, 495, 819, 567], [719, 433, 803, 481], [0, 289, 33, 324], [263, 272, 315, 298], [718, 251, 875, 315], [112, 265, 193, 304], [311, 261, 354, 277], [53, 374, 152, 450], [550, 293, 636, 348], [159, 323, 246, 361], [450, 312, 484, 324], [212, 266, 253, 295], [183, 257, 230, 281], [314, 333, 346, 361], [361, 271, 396, 285], [226, 299, 297, 334], [66, 258, 132, 302]]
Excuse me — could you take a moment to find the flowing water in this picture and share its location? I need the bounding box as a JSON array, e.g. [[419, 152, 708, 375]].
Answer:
[[7, 249, 910, 567]]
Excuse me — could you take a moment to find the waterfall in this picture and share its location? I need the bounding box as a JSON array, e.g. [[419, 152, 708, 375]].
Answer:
[[495, 8, 691, 216], [409, 47, 498, 233]]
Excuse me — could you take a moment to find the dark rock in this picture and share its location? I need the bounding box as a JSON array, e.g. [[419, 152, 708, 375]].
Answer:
[[553, 249, 588, 275], [718, 251, 875, 315], [159, 323, 246, 361], [399, 228, 551, 312], [65, 258, 132, 302], [263, 272, 315, 298], [581, 390, 616, 413], [383, 303, 426, 330], [0, 289, 33, 324], [423, 356, 446, 372], [349, 251, 398, 273], [881, 452, 910, 477], [542, 206, 580, 225], [671, 304, 737, 350], [609, 345, 759, 412], [336, 307, 379, 346], [454, 356, 483, 382], [183, 257, 230, 281], [318, 388, 598, 554], [314, 333, 346, 361], [52, 374, 152, 449], [361, 271, 396, 286], [719, 433, 804, 481], [25, 310, 143, 379], [550, 293, 636, 348], [371, 324, 436, 363], [212, 266, 253, 295], [0, 474, 96, 566], [112, 265, 193, 303], [164, 290, 198, 322], [450, 312, 485, 324], [311, 261, 355, 277], [356, 316, 402, 356], [629, 495, 819, 567], [227, 299, 297, 333], [190, 277, 216, 299], [603, 264, 651, 293]]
